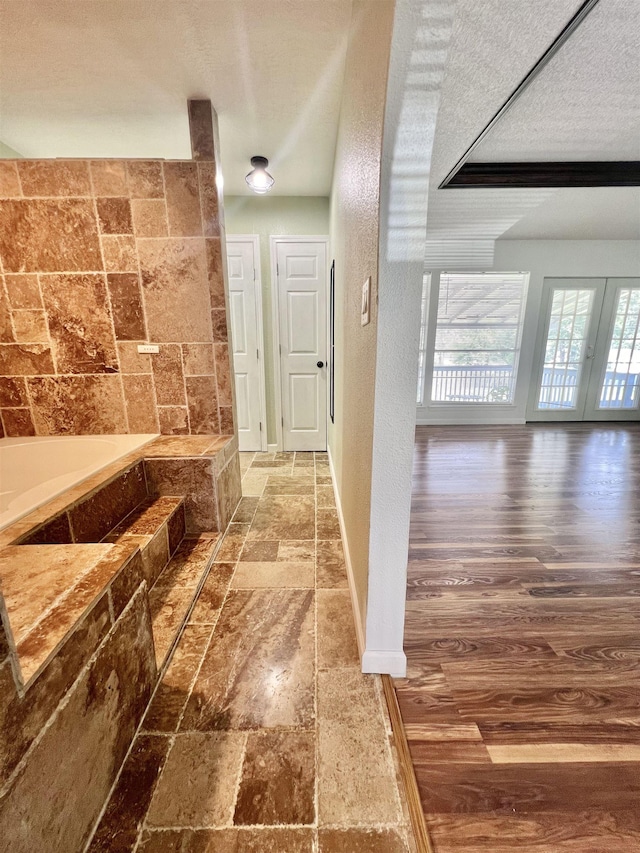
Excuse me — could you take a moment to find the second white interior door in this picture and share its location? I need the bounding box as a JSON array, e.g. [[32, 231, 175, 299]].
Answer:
[[275, 240, 327, 451], [227, 237, 265, 451]]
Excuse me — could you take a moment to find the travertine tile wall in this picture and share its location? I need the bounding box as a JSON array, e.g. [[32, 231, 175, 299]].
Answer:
[[0, 157, 233, 436]]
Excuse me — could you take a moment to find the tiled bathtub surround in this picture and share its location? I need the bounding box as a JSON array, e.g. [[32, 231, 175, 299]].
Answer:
[[0, 583, 157, 853], [0, 435, 240, 851], [0, 434, 239, 676], [86, 452, 415, 853], [0, 156, 233, 436]]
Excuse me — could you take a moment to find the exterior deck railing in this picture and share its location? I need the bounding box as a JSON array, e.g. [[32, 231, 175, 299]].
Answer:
[[430, 365, 640, 408]]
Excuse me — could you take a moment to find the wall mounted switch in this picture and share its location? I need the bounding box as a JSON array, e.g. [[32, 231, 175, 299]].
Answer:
[[361, 276, 371, 326]]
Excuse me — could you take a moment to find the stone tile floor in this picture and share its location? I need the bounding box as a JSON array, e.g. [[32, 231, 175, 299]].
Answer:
[[88, 451, 414, 853]]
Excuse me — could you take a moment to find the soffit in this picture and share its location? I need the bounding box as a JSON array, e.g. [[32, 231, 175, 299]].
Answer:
[[500, 186, 640, 239], [0, 0, 352, 195]]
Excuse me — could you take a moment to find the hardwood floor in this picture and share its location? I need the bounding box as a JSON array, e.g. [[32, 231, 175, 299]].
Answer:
[[394, 423, 640, 853]]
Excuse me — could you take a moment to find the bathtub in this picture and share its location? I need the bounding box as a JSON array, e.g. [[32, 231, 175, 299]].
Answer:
[[0, 434, 159, 531]]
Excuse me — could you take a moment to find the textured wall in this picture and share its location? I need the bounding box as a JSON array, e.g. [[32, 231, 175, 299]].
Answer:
[[0, 157, 233, 436], [225, 195, 330, 444], [328, 1, 395, 636]]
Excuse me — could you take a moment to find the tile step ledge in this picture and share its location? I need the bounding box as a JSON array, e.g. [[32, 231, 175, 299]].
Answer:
[[103, 496, 187, 589]]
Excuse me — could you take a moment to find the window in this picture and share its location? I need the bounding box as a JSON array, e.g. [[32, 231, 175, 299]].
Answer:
[[416, 274, 430, 405], [430, 272, 528, 405]]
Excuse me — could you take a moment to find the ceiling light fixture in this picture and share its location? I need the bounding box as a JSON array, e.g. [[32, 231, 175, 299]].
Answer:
[[245, 155, 275, 194]]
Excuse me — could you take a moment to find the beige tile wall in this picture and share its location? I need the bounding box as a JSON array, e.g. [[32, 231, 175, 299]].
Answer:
[[0, 158, 233, 436]]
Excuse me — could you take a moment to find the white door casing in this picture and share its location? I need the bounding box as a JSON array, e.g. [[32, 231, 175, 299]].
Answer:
[[226, 236, 267, 451], [272, 238, 328, 451]]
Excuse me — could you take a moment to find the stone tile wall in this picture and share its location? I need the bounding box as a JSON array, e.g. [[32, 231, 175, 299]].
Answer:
[[0, 584, 157, 853], [0, 158, 233, 436]]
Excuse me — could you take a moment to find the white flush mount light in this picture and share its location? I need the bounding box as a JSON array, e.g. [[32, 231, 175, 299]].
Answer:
[[245, 155, 275, 194]]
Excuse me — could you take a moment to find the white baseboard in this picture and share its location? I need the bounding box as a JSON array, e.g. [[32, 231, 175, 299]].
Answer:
[[267, 443, 279, 453], [326, 446, 366, 660], [362, 649, 407, 678]]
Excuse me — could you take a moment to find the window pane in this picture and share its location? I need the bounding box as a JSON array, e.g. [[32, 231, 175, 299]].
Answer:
[[430, 273, 528, 404], [599, 287, 640, 409], [537, 288, 594, 411], [416, 274, 430, 405]]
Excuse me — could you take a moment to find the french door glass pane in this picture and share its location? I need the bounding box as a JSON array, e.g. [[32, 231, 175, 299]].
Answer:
[[599, 288, 640, 409], [537, 289, 594, 410]]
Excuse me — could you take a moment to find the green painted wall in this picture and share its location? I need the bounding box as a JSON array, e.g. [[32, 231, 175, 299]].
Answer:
[[0, 140, 22, 158], [224, 195, 330, 443]]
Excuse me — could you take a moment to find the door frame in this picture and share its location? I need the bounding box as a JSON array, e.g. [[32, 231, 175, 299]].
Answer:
[[269, 235, 330, 452], [227, 234, 268, 452]]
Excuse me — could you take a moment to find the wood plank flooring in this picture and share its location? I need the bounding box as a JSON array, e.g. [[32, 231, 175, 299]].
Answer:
[[394, 423, 640, 853]]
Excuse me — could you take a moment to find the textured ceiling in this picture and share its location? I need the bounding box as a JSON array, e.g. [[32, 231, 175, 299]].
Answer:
[[470, 0, 640, 163], [424, 0, 583, 264], [428, 0, 584, 188], [0, 0, 352, 195], [424, 0, 639, 260]]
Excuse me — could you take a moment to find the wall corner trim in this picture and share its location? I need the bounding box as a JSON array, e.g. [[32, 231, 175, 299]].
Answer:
[[327, 445, 366, 660], [362, 649, 407, 678]]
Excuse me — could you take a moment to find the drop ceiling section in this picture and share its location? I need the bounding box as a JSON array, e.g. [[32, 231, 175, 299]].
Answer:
[[469, 0, 640, 163], [424, 0, 640, 260]]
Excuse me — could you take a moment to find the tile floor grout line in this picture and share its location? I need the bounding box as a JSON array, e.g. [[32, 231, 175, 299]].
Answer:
[[165, 459, 257, 830], [135, 731, 177, 845], [136, 523, 252, 844], [227, 730, 250, 829], [133, 499, 254, 842]]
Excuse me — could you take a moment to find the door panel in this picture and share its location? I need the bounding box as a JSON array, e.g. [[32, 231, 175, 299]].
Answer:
[[230, 291, 248, 353], [226, 239, 265, 451], [290, 374, 319, 430], [234, 372, 251, 433], [600, 286, 640, 408], [584, 279, 640, 420], [528, 279, 606, 421], [288, 292, 318, 353], [276, 241, 327, 451]]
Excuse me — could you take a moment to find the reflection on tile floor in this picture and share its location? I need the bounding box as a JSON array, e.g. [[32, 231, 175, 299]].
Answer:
[[88, 451, 413, 852]]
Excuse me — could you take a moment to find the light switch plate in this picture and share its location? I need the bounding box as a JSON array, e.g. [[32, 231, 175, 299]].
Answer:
[[361, 277, 371, 326], [137, 344, 160, 354]]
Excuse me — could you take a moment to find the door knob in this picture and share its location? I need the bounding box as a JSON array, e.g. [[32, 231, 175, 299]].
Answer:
[[317, 361, 324, 368]]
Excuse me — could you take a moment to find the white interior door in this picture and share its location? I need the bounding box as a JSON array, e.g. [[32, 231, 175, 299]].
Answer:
[[226, 237, 266, 451], [275, 240, 327, 451]]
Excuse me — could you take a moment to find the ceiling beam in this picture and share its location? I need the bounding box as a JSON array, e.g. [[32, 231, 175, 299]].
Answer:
[[443, 161, 640, 189]]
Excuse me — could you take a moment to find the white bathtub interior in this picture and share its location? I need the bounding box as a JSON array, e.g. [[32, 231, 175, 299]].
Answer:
[[0, 434, 159, 531]]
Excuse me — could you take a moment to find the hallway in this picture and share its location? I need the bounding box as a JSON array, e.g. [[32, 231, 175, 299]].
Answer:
[[87, 451, 413, 852], [395, 423, 640, 852]]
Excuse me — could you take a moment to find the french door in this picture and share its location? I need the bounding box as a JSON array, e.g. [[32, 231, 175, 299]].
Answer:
[[528, 278, 640, 421]]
